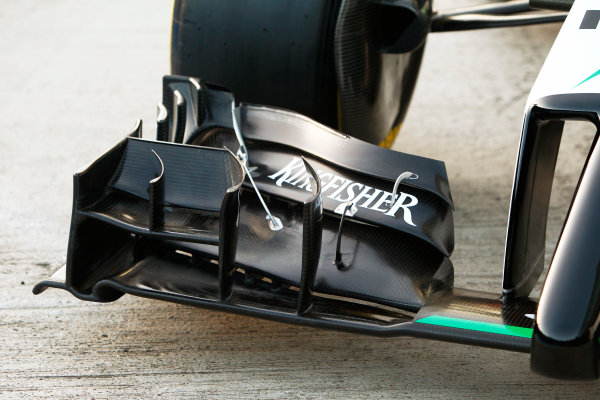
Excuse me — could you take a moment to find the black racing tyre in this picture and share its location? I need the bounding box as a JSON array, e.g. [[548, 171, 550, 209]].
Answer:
[[171, 0, 432, 146]]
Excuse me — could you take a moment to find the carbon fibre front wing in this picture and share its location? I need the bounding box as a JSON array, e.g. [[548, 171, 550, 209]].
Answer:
[[34, 1, 600, 378], [33, 0, 600, 379], [34, 75, 537, 355]]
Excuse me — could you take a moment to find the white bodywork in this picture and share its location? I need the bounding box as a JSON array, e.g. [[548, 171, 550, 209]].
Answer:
[[529, 0, 600, 103]]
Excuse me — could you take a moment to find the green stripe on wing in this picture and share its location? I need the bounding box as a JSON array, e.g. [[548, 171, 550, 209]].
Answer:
[[415, 315, 533, 338]]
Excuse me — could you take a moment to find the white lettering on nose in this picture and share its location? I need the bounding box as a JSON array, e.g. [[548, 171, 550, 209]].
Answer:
[[267, 157, 422, 227], [328, 179, 351, 200], [332, 182, 363, 202], [370, 191, 394, 213], [290, 172, 308, 186], [354, 186, 382, 209], [317, 172, 333, 188], [385, 192, 418, 226], [287, 168, 307, 185], [321, 176, 347, 196], [268, 157, 304, 186]]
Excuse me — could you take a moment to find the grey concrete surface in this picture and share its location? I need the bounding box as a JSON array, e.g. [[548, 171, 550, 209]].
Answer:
[[1, 0, 599, 398]]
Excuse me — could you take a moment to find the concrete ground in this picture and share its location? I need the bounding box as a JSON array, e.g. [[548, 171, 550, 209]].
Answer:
[[1, 0, 599, 398]]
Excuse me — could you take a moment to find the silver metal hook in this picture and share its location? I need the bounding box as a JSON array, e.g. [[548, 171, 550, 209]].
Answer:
[[231, 102, 283, 231], [231, 102, 249, 168], [390, 171, 418, 209]]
